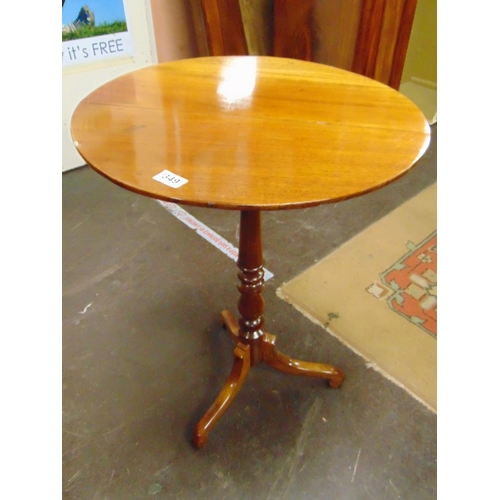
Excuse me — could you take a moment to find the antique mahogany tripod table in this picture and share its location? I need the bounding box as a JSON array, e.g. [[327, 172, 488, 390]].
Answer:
[[71, 56, 430, 448]]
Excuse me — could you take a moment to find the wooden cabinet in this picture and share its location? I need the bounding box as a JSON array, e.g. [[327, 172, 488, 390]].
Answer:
[[188, 0, 418, 89]]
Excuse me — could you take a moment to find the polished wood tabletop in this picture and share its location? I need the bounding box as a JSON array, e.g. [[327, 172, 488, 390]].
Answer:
[[71, 56, 430, 211]]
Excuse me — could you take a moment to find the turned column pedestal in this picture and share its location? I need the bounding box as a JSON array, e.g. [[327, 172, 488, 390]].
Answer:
[[192, 211, 345, 448]]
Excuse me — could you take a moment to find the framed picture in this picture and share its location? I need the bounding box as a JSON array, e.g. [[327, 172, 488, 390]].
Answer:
[[62, 0, 134, 66]]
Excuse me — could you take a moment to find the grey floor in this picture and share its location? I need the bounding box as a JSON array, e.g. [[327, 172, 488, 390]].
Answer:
[[63, 125, 437, 500]]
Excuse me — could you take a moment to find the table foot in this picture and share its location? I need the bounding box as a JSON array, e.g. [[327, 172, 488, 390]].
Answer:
[[193, 342, 251, 449], [262, 333, 345, 388]]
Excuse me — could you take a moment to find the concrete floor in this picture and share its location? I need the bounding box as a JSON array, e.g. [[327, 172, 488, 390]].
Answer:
[[63, 125, 437, 499]]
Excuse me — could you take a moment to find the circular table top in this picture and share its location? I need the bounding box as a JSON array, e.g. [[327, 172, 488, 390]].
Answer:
[[71, 56, 430, 211]]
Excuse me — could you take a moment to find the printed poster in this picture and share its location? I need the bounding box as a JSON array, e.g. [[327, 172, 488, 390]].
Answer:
[[62, 0, 133, 67]]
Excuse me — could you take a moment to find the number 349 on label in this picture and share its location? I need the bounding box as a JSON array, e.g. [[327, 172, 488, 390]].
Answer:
[[153, 170, 189, 188]]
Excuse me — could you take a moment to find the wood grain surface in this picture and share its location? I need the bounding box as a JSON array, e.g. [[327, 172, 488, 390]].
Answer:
[[71, 56, 430, 211]]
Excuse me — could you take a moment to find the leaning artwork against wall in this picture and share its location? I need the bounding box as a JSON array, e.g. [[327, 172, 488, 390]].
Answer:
[[62, 0, 134, 66]]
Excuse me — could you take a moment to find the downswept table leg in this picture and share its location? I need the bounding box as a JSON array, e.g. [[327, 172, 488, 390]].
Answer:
[[262, 332, 345, 388], [221, 309, 345, 388], [221, 309, 239, 343], [192, 342, 251, 449]]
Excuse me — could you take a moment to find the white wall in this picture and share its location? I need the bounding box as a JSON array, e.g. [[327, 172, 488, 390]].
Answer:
[[62, 0, 157, 172]]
